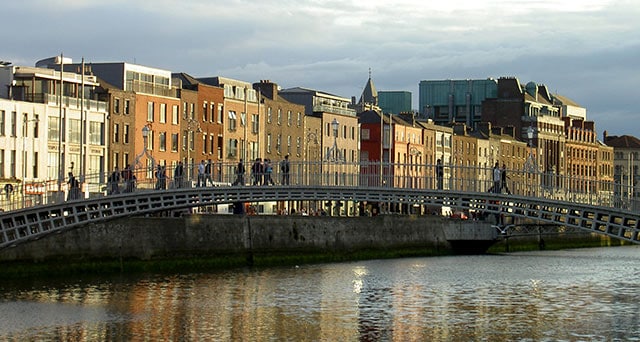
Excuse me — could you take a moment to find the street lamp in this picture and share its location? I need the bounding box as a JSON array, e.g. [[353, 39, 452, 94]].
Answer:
[[133, 125, 156, 188], [326, 118, 342, 162], [525, 125, 537, 196], [185, 118, 202, 183]]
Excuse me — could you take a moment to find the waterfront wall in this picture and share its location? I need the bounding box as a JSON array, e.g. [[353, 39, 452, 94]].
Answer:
[[0, 215, 496, 262]]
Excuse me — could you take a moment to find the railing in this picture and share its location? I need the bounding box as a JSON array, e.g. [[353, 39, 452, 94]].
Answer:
[[0, 161, 637, 213]]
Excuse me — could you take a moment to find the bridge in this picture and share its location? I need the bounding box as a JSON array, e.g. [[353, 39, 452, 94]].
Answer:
[[0, 161, 638, 250]]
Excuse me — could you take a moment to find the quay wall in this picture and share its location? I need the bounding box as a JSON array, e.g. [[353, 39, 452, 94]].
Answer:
[[0, 215, 496, 262]]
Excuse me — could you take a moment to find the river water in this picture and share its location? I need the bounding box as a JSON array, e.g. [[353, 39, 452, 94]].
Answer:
[[1, 246, 639, 341]]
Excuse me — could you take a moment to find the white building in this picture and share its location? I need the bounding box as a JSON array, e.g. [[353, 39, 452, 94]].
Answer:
[[0, 58, 108, 207]]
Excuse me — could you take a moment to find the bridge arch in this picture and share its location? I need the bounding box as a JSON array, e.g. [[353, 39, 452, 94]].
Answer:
[[1, 186, 638, 250]]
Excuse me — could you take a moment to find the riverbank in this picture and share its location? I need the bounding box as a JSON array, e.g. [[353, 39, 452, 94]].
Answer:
[[0, 214, 624, 279]]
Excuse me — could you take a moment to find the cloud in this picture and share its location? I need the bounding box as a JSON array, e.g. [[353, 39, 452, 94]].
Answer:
[[2, 0, 639, 136]]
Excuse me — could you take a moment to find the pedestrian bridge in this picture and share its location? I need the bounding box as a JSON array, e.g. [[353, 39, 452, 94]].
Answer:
[[0, 185, 638, 250]]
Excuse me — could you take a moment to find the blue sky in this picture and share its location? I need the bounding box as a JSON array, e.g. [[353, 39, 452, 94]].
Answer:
[[2, 0, 639, 137]]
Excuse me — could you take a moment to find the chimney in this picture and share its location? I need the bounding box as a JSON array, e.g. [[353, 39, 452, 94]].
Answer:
[[478, 122, 491, 136], [253, 80, 278, 100], [453, 123, 467, 135], [503, 126, 515, 138]]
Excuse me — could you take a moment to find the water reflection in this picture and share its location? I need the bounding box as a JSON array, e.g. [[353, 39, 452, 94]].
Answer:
[[1, 247, 640, 340]]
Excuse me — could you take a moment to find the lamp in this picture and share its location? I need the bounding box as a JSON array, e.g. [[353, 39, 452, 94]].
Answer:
[[331, 118, 339, 138]]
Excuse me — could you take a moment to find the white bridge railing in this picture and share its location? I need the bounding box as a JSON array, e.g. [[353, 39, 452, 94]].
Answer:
[[0, 161, 637, 213]]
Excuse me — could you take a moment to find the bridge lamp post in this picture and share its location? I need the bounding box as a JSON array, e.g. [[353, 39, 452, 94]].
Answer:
[[186, 118, 202, 185], [22, 117, 39, 208], [306, 130, 319, 186], [133, 125, 156, 188], [526, 125, 536, 196]]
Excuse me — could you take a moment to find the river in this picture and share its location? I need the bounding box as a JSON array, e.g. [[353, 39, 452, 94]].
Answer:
[[1, 246, 639, 341]]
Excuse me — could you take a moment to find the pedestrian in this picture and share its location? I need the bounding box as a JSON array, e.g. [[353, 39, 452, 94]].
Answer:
[[197, 160, 206, 187], [174, 161, 184, 188], [204, 159, 213, 186], [492, 162, 501, 193], [501, 163, 511, 195], [4, 183, 13, 201], [122, 164, 134, 193], [280, 155, 290, 185], [108, 167, 120, 195], [251, 158, 263, 185], [155, 164, 167, 190], [67, 172, 80, 200], [264, 159, 274, 185], [232, 159, 245, 186], [436, 159, 444, 190]]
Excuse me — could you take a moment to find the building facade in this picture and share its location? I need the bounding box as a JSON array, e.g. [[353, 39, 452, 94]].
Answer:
[[1, 60, 108, 205]]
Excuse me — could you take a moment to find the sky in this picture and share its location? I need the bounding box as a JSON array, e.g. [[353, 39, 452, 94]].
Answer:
[[2, 0, 639, 137]]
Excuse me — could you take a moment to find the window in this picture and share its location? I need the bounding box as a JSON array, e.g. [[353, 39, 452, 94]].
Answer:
[[297, 112, 302, 127], [203, 102, 208, 122], [217, 104, 223, 124], [277, 109, 281, 125], [228, 139, 238, 157], [89, 122, 103, 145], [252, 114, 259, 134], [287, 111, 292, 126], [267, 133, 272, 153], [171, 133, 179, 152], [147, 101, 154, 121], [69, 119, 81, 143], [287, 135, 292, 154], [203, 134, 208, 154], [217, 135, 223, 159], [210, 102, 215, 122], [113, 123, 119, 143], [276, 134, 282, 154], [147, 130, 154, 151], [160, 103, 167, 123], [124, 124, 130, 144], [22, 113, 28, 137], [296, 137, 301, 156], [124, 99, 130, 115], [0, 110, 4, 136], [159, 132, 166, 151], [11, 111, 16, 137], [267, 107, 272, 123], [33, 115, 39, 138], [0, 149, 4, 177], [228, 111, 237, 131], [172, 105, 179, 125], [114, 98, 120, 114], [361, 128, 370, 140], [190, 103, 195, 120], [49, 117, 59, 142]]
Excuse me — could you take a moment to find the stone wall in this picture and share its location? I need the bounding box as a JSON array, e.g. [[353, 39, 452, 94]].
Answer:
[[0, 215, 496, 262]]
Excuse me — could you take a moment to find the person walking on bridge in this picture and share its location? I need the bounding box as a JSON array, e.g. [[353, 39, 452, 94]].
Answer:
[[492, 162, 501, 193], [501, 163, 511, 195], [233, 159, 245, 186]]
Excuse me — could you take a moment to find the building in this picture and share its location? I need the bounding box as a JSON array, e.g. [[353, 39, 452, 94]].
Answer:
[[280, 86, 359, 215], [198, 77, 261, 182], [482, 77, 566, 183], [419, 78, 497, 127], [0, 58, 108, 205], [604, 132, 640, 210], [172, 73, 225, 182], [378, 91, 412, 115], [89, 62, 181, 186], [562, 117, 613, 202]]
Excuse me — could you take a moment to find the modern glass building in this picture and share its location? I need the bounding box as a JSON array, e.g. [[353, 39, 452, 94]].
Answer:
[[378, 91, 412, 115], [418, 79, 497, 128]]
